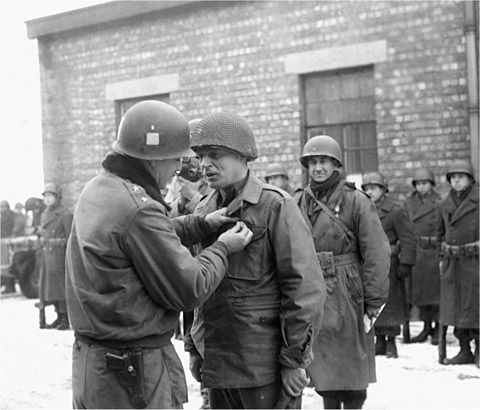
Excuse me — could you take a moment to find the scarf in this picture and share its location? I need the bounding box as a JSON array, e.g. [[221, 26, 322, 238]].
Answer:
[[309, 170, 343, 201], [102, 151, 171, 211], [449, 184, 472, 208]]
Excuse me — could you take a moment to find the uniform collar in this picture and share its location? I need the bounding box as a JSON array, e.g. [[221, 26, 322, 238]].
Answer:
[[224, 171, 263, 216]]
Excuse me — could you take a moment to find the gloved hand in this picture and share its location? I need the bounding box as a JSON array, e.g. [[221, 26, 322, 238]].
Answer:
[[397, 264, 412, 278]]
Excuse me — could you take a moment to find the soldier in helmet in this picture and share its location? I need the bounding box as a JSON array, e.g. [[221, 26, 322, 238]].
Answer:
[[186, 112, 325, 409], [436, 159, 479, 367], [403, 169, 442, 345], [36, 183, 73, 330], [294, 135, 390, 409], [361, 173, 416, 360], [264, 162, 293, 195], [1, 200, 26, 294], [65, 101, 253, 409]]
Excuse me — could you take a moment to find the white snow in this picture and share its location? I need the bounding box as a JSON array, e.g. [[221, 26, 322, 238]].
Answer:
[[1, 292, 479, 409]]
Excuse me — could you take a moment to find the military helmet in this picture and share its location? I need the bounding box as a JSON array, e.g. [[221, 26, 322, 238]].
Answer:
[[412, 168, 435, 187], [264, 163, 289, 180], [446, 159, 475, 183], [25, 197, 44, 212], [299, 135, 343, 168], [42, 182, 62, 198], [190, 112, 258, 161], [188, 118, 202, 135], [113, 100, 194, 160], [361, 172, 389, 192]]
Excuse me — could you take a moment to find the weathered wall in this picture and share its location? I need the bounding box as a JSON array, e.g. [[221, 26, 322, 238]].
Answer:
[[36, 0, 472, 208]]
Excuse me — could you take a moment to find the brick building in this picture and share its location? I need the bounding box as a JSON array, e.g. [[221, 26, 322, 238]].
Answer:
[[26, 0, 479, 209]]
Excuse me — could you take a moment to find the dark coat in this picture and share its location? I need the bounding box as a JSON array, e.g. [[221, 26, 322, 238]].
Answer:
[[374, 196, 416, 327], [404, 190, 441, 306], [295, 181, 390, 391], [40, 203, 73, 302], [66, 171, 231, 341], [436, 184, 479, 329], [190, 173, 325, 389]]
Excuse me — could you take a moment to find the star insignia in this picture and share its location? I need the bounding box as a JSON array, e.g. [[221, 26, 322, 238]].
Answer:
[[132, 185, 140, 192], [140, 196, 148, 202]]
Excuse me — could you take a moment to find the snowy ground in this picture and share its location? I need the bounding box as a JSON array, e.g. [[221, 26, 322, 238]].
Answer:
[[1, 290, 479, 409]]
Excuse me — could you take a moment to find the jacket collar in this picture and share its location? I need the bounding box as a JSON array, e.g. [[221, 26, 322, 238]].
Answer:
[[449, 184, 479, 225], [375, 195, 395, 218], [408, 190, 440, 221], [224, 171, 263, 216], [42, 204, 67, 228]]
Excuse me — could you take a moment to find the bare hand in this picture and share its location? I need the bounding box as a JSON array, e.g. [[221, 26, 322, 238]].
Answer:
[[177, 176, 200, 200], [366, 305, 380, 319], [281, 366, 310, 397], [205, 207, 238, 231], [189, 351, 203, 383], [217, 221, 253, 254]]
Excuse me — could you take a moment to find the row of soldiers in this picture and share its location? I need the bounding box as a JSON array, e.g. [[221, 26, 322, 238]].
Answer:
[[262, 157, 479, 367], [1, 187, 73, 330]]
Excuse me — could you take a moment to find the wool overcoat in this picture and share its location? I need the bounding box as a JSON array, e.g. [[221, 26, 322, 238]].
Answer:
[[295, 181, 390, 391], [436, 184, 479, 329], [39, 203, 73, 302], [404, 190, 442, 306], [374, 196, 416, 327]]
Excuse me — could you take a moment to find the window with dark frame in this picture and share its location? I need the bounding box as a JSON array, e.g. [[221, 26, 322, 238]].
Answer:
[[115, 94, 170, 131], [301, 66, 378, 176]]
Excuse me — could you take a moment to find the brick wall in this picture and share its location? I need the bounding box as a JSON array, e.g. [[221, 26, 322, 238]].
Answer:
[[36, 0, 472, 208]]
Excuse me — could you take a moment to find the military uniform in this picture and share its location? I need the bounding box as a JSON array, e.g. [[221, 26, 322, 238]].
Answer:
[[67, 170, 231, 408], [189, 173, 325, 390], [436, 183, 479, 365], [404, 189, 441, 342], [373, 196, 416, 334], [295, 180, 390, 392]]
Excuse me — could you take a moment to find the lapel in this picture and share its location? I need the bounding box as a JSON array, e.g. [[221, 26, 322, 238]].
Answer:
[[224, 173, 263, 217], [376, 196, 394, 221], [410, 191, 439, 222], [42, 206, 64, 229], [450, 185, 479, 225], [198, 172, 263, 217]]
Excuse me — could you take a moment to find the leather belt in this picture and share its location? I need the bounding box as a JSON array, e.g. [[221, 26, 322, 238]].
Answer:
[[441, 241, 479, 259]]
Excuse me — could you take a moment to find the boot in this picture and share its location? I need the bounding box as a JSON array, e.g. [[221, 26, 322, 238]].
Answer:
[[344, 398, 365, 409], [443, 335, 474, 365], [386, 337, 398, 359], [438, 325, 448, 364], [430, 322, 439, 345], [402, 320, 411, 344], [323, 397, 341, 409], [200, 387, 210, 410], [375, 335, 386, 355], [410, 321, 432, 343], [39, 308, 47, 329], [55, 313, 70, 330]]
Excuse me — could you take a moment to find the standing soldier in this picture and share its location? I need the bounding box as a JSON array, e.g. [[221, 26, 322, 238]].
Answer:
[[294, 135, 390, 410], [437, 159, 479, 367], [187, 112, 325, 409], [404, 169, 441, 345], [362, 172, 416, 359], [264, 162, 293, 195], [66, 101, 253, 409], [38, 183, 73, 330]]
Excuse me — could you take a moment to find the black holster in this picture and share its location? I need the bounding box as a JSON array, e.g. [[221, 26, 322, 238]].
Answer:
[[106, 349, 147, 409]]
